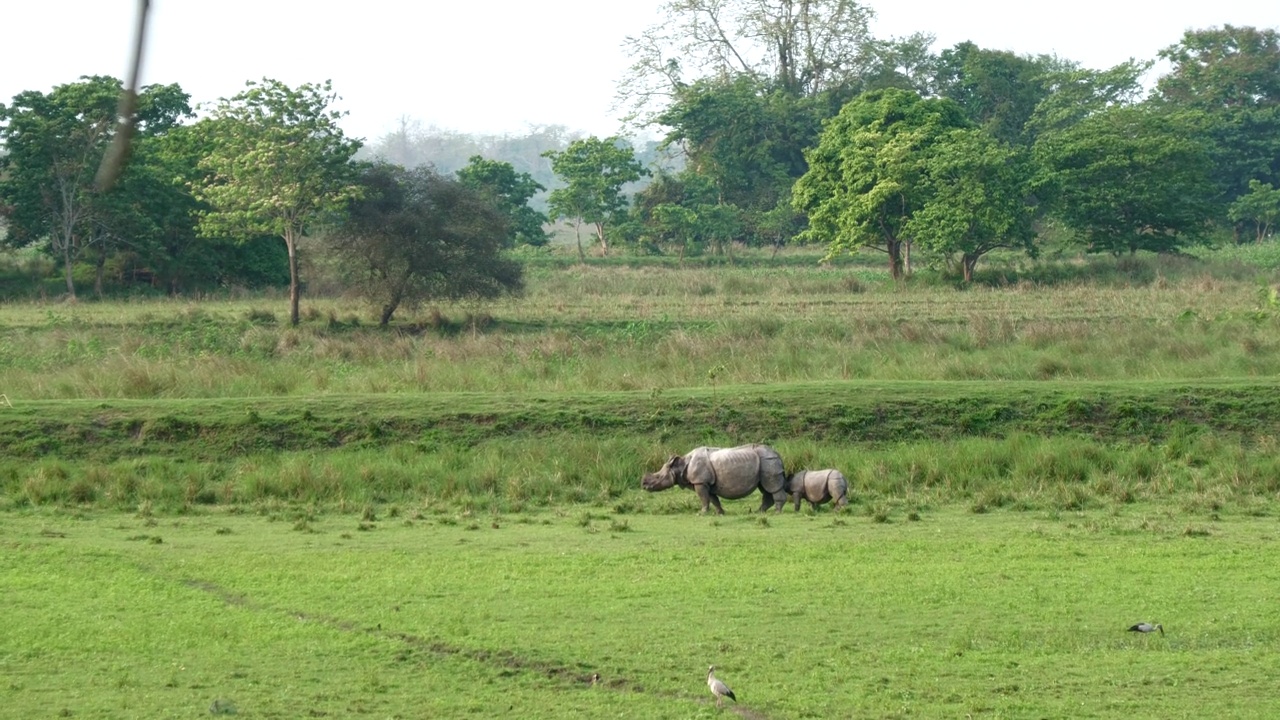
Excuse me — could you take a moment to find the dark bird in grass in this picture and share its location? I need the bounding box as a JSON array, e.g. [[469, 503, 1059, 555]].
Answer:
[[1128, 622, 1164, 635], [707, 665, 736, 708]]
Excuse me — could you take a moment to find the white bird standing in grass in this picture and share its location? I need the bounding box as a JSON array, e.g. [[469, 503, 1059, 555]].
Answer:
[[707, 665, 736, 708], [1128, 622, 1164, 635]]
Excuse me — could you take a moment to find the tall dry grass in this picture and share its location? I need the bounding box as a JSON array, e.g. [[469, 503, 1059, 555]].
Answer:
[[2, 262, 1277, 399]]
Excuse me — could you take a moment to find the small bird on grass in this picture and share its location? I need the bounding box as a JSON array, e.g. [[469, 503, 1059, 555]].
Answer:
[[707, 665, 736, 708], [590, 672, 600, 687], [1127, 622, 1164, 635]]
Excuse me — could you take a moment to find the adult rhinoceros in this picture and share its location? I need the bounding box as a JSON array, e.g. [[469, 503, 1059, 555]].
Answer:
[[785, 469, 849, 511], [642, 444, 787, 514]]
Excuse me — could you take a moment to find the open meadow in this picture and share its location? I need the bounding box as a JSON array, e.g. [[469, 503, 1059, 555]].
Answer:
[[5, 248, 1280, 717], [7, 507, 1280, 719]]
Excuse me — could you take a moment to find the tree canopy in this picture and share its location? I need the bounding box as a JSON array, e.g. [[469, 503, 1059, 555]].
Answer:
[[190, 78, 361, 325], [1155, 26, 1280, 236], [456, 155, 549, 247], [907, 129, 1038, 281], [1033, 106, 1217, 255], [0, 75, 191, 298], [331, 162, 523, 326], [793, 88, 970, 278], [620, 0, 880, 121], [543, 137, 646, 260]]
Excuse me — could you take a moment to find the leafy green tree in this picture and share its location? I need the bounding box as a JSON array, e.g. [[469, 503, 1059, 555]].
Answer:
[[631, 169, 713, 256], [1033, 106, 1217, 255], [330, 163, 523, 326], [456, 155, 548, 246], [632, 170, 718, 222], [648, 203, 700, 262], [1157, 25, 1280, 110], [757, 200, 808, 256], [120, 123, 289, 293], [907, 129, 1037, 281], [1023, 61, 1149, 139], [1155, 26, 1280, 238], [932, 42, 1064, 145], [657, 75, 815, 214], [0, 76, 191, 298], [543, 137, 646, 261], [695, 202, 743, 258], [191, 78, 361, 325], [1228, 180, 1280, 242], [792, 88, 970, 278]]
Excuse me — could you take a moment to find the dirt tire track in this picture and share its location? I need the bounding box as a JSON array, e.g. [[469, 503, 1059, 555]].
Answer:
[[179, 574, 773, 718]]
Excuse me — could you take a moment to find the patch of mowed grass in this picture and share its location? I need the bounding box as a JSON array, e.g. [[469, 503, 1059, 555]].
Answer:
[[5, 509, 1280, 718]]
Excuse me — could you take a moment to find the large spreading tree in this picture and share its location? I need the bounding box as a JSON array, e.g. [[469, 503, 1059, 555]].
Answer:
[[619, 0, 890, 121], [792, 88, 970, 278], [0, 75, 190, 298], [907, 129, 1038, 281], [191, 78, 361, 325], [1033, 105, 1217, 255], [1155, 25, 1280, 240]]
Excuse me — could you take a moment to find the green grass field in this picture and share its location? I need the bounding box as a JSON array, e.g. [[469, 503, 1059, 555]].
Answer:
[[5, 248, 1280, 717], [5, 507, 1279, 718]]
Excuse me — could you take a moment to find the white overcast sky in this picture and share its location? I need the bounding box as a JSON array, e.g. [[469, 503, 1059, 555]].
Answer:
[[2, 1, 1276, 144]]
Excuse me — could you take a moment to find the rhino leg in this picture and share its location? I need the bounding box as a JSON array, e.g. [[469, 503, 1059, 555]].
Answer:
[[695, 484, 716, 514], [757, 488, 773, 513], [765, 487, 785, 513], [792, 491, 802, 512], [708, 493, 726, 515]]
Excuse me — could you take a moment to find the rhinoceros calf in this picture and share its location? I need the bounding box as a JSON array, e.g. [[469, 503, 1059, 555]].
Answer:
[[641, 444, 787, 514], [785, 469, 849, 511]]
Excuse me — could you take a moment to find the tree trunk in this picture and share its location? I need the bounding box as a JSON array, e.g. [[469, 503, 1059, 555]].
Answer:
[[94, 248, 106, 297], [62, 238, 77, 300], [285, 229, 301, 326], [887, 239, 903, 280], [904, 240, 913, 277], [574, 220, 585, 264], [379, 285, 404, 327], [962, 254, 977, 283], [595, 221, 609, 257]]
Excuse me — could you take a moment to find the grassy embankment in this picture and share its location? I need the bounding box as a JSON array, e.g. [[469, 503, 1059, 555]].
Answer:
[[4, 249, 1280, 514]]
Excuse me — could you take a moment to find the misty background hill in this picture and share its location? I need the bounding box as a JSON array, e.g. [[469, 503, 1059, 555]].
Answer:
[[359, 119, 681, 212]]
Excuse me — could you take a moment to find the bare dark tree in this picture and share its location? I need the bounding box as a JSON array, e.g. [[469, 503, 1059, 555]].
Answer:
[[329, 163, 523, 326]]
